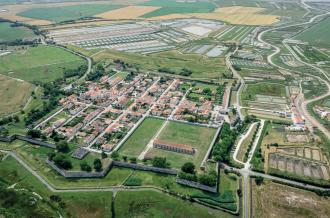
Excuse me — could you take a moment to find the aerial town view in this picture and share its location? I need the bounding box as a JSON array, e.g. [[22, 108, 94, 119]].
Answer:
[[0, 0, 329, 217]]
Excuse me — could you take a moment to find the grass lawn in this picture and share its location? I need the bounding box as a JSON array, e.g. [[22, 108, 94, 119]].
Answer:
[[17, 4, 123, 23], [93, 49, 228, 79], [295, 17, 330, 48], [242, 82, 287, 101], [0, 22, 35, 42], [0, 74, 34, 116], [141, 0, 215, 18], [59, 192, 113, 218], [114, 190, 233, 218], [0, 45, 85, 82], [149, 121, 217, 169], [119, 117, 165, 157]]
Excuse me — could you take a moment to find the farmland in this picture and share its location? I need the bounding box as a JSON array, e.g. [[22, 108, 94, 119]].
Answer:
[[96, 5, 160, 20], [0, 22, 35, 42], [0, 74, 34, 116], [141, 0, 216, 18], [0, 45, 85, 82], [295, 17, 330, 48], [17, 4, 123, 23]]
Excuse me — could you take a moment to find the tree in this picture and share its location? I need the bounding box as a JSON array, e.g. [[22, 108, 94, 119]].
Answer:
[[93, 158, 102, 172], [110, 151, 119, 160], [203, 87, 212, 96], [129, 157, 137, 163], [80, 162, 92, 172], [122, 155, 128, 162], [198, 170, 217, 187], [53, 154, 72, 170], [56, 141, 69, 153], [101, 151, 107, 159], [152, 157, 170, 168], [181, 162, 195, 174], [255, 176, 264, 185], [26, 129, 42, 138]]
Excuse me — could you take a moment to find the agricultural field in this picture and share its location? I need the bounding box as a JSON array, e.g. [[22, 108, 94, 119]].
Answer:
[[119, 117, 165, 157], [17, 4, 123, 23], [252, 180, 330, 218], [96, 5, 160, 20], [147, 121, 217, 169], [93, 49, 228, 79], [0, 22, 35, 42], [0, 45, 85, 82], [290, 44, 329, 64], [140, 0, 216, 18], [295, 17, 330, 48]]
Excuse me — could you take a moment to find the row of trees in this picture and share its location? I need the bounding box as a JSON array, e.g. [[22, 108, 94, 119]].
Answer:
[[158, 67, 193, 77], [212, 123, 238, 163]]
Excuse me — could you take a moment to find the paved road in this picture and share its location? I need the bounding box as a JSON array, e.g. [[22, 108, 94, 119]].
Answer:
[[233, 122, 258, 165], [242, 120, 264, 218], [225, 45, 244, 120], [257, 9, 330, 140]]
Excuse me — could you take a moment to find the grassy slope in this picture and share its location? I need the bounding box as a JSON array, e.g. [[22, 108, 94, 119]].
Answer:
[[295, 17, 330, 48], [0, 74, 34, 116], [0, 153, 235, 218], [17, 4, 123, 23], [93, 45, 227, 79], [114, 190, 232, 218], [0, 45, 85, 82], [141, 0, 215, 18], [119, 117, 164, 157], [0, 22, 34, 42]]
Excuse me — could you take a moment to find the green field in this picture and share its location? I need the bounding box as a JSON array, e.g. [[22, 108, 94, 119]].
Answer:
[[295, 17, 330, 48], [141, 0, 215, 18], [93, 49, 228, 79], [149, 121, 217, 169], [114, 190, 232, 218], [0, 74, 34, 116], [0, 22, 35, 42], [0, 45, 85, 82], [242, 82, 287, 101], [119, 117, 165, 157], [17, 4, 123, 23]]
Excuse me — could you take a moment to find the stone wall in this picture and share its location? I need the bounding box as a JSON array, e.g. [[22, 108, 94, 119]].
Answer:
[[0, 134, 56, 149], [113, 161, 177, 175], [46, 159, 113, 178], [176, 178, 217, 193]]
